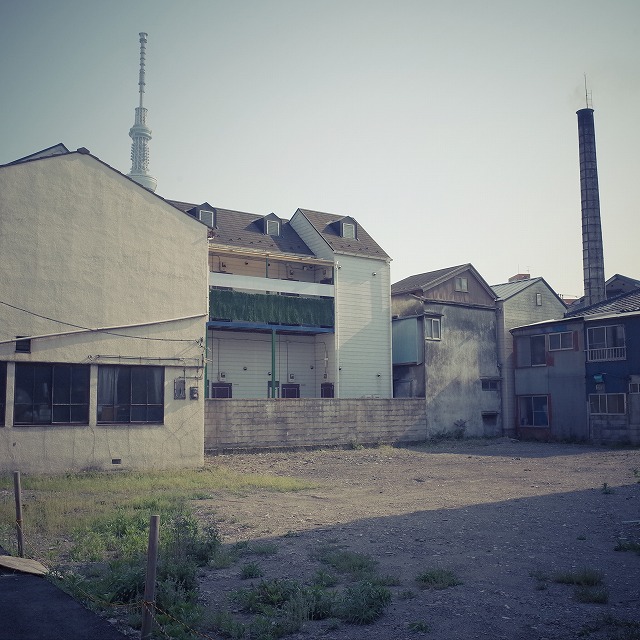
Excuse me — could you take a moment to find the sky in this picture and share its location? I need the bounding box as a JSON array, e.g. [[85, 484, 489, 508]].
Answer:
[[1, 0, 639, 298]]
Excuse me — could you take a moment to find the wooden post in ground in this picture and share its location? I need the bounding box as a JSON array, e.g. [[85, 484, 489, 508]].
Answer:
[[140, 514, 160, 640], [13, 471, 24, 558]]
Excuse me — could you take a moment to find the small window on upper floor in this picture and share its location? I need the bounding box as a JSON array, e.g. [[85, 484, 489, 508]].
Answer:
[[548, 331, 573, 351], [629, 382, 640, 394], [15, 337, 31, 353], [535, 293, 542, 306], [199, 210, 215, 227], [425, 317, 441, 341], [342, 222, 356, 239], [454, 277, 468, 292], [266, 219, 280, 236]]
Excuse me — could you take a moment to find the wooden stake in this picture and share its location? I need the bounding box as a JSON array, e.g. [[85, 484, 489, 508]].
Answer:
[[13, 471, 24, 558], [140, 514, 160, 640]]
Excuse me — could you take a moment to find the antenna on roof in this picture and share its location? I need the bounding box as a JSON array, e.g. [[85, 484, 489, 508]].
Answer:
[[127, 32, 157, 192], [584, 74, 593, 109]]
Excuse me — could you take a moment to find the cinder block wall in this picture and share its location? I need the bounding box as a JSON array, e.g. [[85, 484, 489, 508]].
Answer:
[[205, 399, 427, 452]]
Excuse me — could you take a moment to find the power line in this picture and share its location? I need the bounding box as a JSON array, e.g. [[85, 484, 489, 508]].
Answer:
[[0, 300, 204, 344]]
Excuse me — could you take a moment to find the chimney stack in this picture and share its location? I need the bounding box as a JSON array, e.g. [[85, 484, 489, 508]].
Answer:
[[576, 107, 605, 306]]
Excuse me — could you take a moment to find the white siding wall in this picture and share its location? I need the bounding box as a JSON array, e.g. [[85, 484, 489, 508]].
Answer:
[[0, 153, 208, 473], [208, 331, 335, 398], [290, 211, 392, 398], [334, 254, 392, 398]]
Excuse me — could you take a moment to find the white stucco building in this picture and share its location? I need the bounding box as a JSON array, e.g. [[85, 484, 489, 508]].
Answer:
[[0, 145, 209, 473]]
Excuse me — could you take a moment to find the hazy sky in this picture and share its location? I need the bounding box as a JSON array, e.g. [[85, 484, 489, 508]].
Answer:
[[2, 0, 638, 297]]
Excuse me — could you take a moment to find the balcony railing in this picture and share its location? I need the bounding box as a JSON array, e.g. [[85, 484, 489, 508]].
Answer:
[[210, 289, 334, 327], [587, 346, 626, 362]]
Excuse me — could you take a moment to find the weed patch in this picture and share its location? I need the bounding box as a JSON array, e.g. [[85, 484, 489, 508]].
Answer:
[[552, 568, 603, 586], [416, 568, 462, 590]]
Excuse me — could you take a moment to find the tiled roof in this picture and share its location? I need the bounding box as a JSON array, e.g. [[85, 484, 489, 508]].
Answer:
[[168, 201, 315, 257], [391, 264, 470, 295], [565, 289, 640, 317], [491, 278, 544, 300], [295, 209, 390, 259]]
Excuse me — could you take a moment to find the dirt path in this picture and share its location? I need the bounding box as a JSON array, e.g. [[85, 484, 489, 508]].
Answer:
[[197, 439, 640, 639]]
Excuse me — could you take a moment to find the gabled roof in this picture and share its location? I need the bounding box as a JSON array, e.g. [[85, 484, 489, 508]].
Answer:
[[294, 209, 390, 259], [391, 264, 495, 301], [168, 201, 315, 257], [2, 143, 70, 166], [565, 289, 640, 317], [491, 277, 567, 308]]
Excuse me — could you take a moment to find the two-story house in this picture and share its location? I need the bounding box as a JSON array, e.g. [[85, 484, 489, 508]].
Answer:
[[391, 264, 501, 437], [512, 289, 640, 444], [491, 275, 567, 436]]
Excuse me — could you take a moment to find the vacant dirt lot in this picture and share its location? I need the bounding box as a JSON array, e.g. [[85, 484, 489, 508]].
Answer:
[[197, 439, 640, 640]]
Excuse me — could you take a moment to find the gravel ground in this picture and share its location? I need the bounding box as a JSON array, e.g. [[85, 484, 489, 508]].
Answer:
[[196, 439, 640, 640]]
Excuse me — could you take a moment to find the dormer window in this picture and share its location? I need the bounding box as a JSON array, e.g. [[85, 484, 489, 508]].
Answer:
[[199, 210, 215, 227], [266, 219, 280, 236], [342, 223, 356, 239], [335, 216, 357, 239]]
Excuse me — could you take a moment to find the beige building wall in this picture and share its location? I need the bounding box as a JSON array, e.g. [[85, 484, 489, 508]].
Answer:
[[0, 151, 209, 473]]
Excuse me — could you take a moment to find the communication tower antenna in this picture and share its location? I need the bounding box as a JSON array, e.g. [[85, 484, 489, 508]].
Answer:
[[127, 32, 157, 192], [584, 74, 593, 109]]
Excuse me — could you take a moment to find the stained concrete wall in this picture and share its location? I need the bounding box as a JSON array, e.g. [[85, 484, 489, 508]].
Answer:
[[204, 398, 427, 451]]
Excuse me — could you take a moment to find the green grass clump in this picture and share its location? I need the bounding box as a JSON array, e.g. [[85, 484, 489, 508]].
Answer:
[[312, 545, 377, 580], [416, 568, 462, 590], [334, 581, 392, 625], [240, 561, 264, 580], [552, 568, 603, 586], [615, 539, 640, 555], [574, 586, 609, 604]]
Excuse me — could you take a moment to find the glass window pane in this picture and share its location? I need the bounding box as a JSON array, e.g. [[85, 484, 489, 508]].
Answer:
[[33, 366, 51, 403], [147, 405, 164, 423], [147, 368, 163, 404], [131, 405, 147, 422], [52, 405, 70, 423], [115, 368, 131, 405], [531, 336, 546, 365], [519, 397, 533, 426], [131, 368, 148, 404], [53, 364, 71, 404], [70, 405, 89, 423], [70, 366, 89, 403], [15, 365, 34, 402]]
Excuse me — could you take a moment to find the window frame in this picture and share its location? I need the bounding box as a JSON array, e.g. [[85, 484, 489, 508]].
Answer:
[[518, 395, 549, 427], [342, 222, 356, 239], [589, 393, 626, 415], [587, 324, 626, 361], [13, 362, 90, 426], [97, 365, 164, 424], [548, 331, 573, 351], [424, 317, 441, 341], [198, 209, 215, 227], [630, 382, 640, 394], [266, 219, 280, 236], [530, 334, 546, 366], [454, 277, 468, 292], [481, 379, 500, 391]]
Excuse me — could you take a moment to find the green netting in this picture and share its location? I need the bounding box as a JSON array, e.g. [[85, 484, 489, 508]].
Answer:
[[210, 289, 334, 327]]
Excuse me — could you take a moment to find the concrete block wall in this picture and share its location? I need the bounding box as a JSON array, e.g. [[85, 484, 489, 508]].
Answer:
[[205, 398, 427, 452]]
